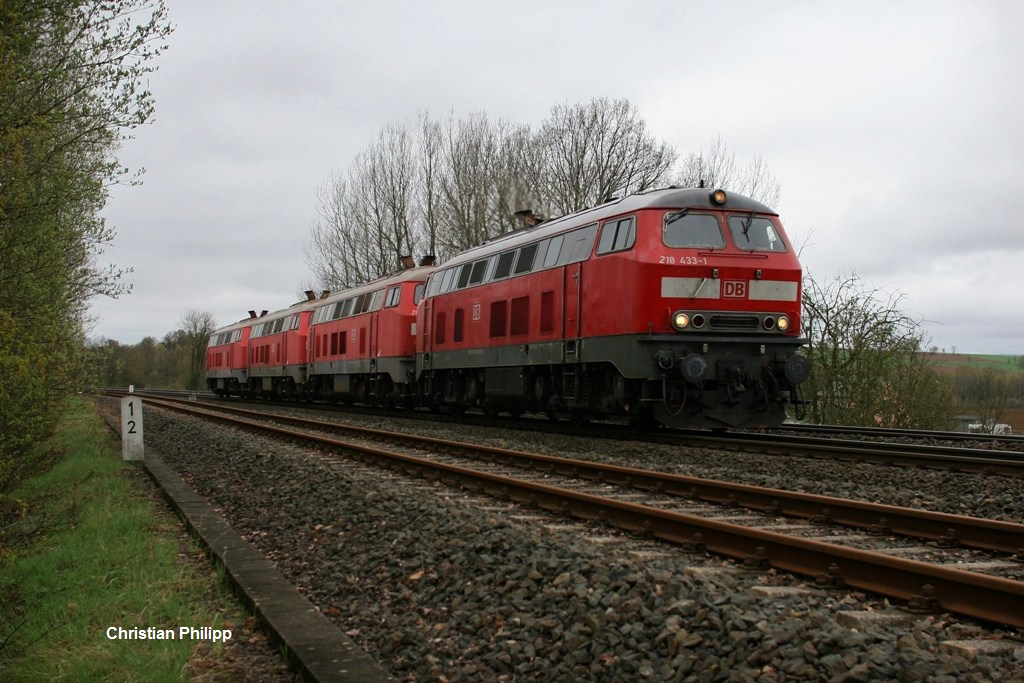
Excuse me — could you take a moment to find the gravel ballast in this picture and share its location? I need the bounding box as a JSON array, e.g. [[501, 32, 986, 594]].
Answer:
[[131, 401, 1024, 682]]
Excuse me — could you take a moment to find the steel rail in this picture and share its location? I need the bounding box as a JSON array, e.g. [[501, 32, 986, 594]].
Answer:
[[668, 430, 1024, 476], [138, 395, 1024, 556], [106, 389, 1024, 475], [758, 422, 1024, 445], [142, 397, 1024, 628]]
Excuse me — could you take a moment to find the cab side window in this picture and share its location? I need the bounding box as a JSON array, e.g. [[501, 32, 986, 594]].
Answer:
[[597, 216, 636, 255]]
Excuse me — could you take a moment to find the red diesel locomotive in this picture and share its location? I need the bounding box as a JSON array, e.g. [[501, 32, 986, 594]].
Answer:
[[305, 264, 432, 405], [206, 187, 808, 429], [206, 315, 253, 397], [415, 187, 809, 428], [206, 265, 433, 405]]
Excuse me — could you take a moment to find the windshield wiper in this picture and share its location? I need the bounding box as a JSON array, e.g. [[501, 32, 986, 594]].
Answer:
[[665, 208, 690, 225], [741, 209, 755, 242]]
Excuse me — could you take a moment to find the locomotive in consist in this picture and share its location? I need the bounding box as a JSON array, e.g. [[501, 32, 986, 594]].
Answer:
[[207, 264, 433, 405], [305, 263, 432, 405], [415, 187, 808, 429], [206, 187, 809, 429]]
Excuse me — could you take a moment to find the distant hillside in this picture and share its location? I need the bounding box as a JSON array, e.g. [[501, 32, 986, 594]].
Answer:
[[923, 353, 1024, 376]]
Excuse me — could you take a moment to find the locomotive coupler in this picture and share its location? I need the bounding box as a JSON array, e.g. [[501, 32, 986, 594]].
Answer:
[[727, 365, 747, 394]]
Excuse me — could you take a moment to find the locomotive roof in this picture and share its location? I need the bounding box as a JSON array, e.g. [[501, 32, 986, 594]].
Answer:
[[441, 187, 777, 268], [210, 315, 259, 335], [312, 264, 436, 309]]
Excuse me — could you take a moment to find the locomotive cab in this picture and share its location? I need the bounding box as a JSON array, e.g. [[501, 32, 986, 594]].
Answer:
[[637, 189, 809, 427]]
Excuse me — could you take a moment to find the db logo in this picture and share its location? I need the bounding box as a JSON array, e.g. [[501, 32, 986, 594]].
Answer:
[[723, 280, 747, 298]]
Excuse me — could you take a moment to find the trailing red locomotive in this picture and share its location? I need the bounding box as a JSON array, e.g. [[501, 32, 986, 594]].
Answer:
[[206, 187, 808, 429], [305, 263, 432, 405], [206, 316, 253, 397], [415, 187, 808, 429], [206, 264, 433, 405]]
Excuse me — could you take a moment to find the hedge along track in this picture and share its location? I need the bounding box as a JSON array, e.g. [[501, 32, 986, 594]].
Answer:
[[137, 394, 1024, 630]]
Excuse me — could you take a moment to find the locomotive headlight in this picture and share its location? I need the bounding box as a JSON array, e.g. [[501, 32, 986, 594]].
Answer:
[[777, 315, 791, 332], [672, 311, 690, 330], [710, 189, 728, 205]]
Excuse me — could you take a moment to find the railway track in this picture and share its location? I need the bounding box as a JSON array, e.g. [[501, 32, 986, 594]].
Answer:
[[108, 388, 1024, 476], [134, 393, 1024, 629], [761, 422, 1023, 447]]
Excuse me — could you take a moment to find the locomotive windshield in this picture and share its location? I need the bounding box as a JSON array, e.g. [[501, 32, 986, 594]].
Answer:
[[662, 212, 725, 249], [728, 215, 787, 252]]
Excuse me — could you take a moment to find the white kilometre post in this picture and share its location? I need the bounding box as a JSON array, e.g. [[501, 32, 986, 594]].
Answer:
[[120, 394, 144, 461]]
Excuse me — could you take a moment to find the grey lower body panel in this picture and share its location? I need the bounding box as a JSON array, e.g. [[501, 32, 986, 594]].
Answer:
[[418, 333, 807, 429]]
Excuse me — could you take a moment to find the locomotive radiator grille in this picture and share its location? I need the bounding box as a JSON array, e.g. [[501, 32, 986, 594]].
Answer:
[[708, 314, 760, 330]]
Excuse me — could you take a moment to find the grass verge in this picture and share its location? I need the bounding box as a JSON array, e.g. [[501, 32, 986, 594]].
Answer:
[[0, 397, 261, 681]]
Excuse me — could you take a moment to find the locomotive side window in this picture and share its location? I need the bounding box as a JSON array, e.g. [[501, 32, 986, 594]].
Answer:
[[494, 250, 516, 280], [597, 216, 636, 255], [385, 286, 401, 308], [728, 215, 787, 252], [456, 264, 473, 289], [413, 283, 425, 305], [514, 243, 538, 275], [369, 289, 386, 312], [663, 213, 725, 249], [467, 259, 487, 286], [439, 268, 456, 294], [543, 235, 564, 268], [564, 223, 599, 263], [483, 254, 498, 282], [424, 275, 438, 298]]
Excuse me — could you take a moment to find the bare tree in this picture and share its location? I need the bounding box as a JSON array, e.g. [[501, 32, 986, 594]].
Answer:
[[675, 135, 781, 207], [801, 272, 953, 428], [307, 98, 722, 291], [179, 309, 217, 390], [307, 124, 421, 289], [434, 111, 506, 255], [306, 170, 354, 289], [675, 135, 736, 190], [416, 111, 443, 261], [529, 98, 677, 215]]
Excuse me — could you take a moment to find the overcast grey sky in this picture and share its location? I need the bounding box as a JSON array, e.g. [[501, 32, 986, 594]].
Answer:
[[90, 0, 1024, 354]]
